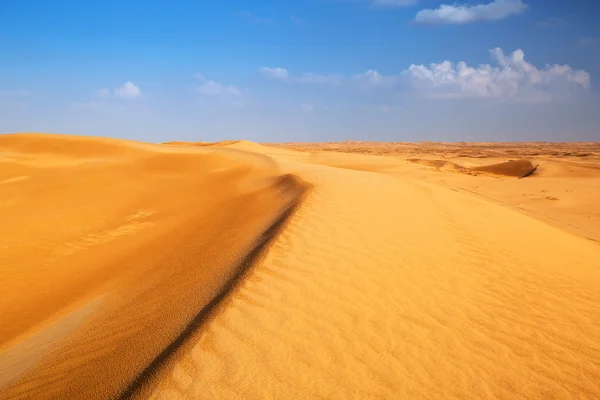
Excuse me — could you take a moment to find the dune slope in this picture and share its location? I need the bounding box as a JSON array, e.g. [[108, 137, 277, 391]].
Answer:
[[141, 155, 600, 399], [0, 134, 305, 399]]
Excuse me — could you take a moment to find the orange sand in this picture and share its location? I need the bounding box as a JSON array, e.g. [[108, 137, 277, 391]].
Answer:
[[0, 134, 304, 399], [2, 135, 600, 399]]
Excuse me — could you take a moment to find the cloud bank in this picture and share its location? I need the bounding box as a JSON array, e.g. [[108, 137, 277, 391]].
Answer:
[[265, 48, 591, 103], [405, 48, 591, 102]]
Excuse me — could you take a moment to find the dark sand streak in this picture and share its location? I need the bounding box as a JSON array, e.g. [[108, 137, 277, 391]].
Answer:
[[118, 177, 310, 399]]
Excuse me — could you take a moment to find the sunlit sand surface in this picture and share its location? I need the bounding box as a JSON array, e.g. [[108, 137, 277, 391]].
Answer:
[[2, 135, 600, 399], [0, 134, 304, 399]]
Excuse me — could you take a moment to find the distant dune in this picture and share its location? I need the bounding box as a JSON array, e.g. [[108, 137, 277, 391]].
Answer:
[[470, 159, 538, 177], [406, 158, 539, 178], [2, 135, 600, 399]]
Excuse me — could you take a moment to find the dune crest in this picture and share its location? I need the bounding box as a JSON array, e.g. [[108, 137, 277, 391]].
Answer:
[[470, 159, 539, 178]]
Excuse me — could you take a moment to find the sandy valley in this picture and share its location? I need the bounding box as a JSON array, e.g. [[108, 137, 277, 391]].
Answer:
[[1, 134, 599, 399]]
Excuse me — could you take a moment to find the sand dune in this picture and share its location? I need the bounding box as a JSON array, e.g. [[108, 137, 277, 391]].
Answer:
[[405, 158, 539, 178], [406, 158, 467, 172], [136, 146, 600, 399], [2, 135, 600, 399], [0, 133, 305, 399], [165, 139, 306, 160], [470, 159, 538, 178]]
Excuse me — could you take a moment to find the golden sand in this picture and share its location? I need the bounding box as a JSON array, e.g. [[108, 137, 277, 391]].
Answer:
[[1, 135, 600, 399], [0, 134, 304, 399]]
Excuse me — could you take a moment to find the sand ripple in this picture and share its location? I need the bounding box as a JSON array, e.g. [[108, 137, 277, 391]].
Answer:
[[141, 160, 600, 399]]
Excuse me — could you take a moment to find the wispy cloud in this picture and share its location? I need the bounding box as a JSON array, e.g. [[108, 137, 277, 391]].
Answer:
[[237, 11, 274, 24], [259, 67, 343, 86], [259, 67, 290, 79], [536, 17, 568, 28], [415, 0, 527, 25], [193, 74, 241, 96]]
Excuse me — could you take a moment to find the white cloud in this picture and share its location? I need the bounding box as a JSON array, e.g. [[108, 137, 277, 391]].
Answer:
[[260, 67, 343, 86], [259, 47, 590, 103], [193, 74, 241, 96], [259, 67, 289, 79], [372, 0, 417, 7], [114, 81, 142, 99], [0, 89, 31, 97], [415, 0, 527, 25], [91, 83, 141, 100], [405, 48, 591, 102]]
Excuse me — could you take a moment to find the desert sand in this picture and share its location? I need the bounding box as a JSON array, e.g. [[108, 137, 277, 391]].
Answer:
[[1, 134, 600, 399]]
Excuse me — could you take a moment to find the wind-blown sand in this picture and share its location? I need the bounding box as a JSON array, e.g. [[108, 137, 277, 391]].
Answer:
[[0, 134, 305, 399], [1, 135, 600, 399]]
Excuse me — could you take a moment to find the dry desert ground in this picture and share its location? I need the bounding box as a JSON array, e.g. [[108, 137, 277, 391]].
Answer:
[[1, 133, 600, 399]]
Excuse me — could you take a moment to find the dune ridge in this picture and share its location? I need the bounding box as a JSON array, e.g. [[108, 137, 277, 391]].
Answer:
[[118, 175, 308, 399], [0, 134, 307, 399]]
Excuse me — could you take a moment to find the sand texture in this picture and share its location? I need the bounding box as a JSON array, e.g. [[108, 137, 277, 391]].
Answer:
[[0, 134, 305, 399], [1, 135, 600, 399]]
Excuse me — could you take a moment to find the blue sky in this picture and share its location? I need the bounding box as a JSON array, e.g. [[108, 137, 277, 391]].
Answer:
[[1, 0, 599, 142]]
